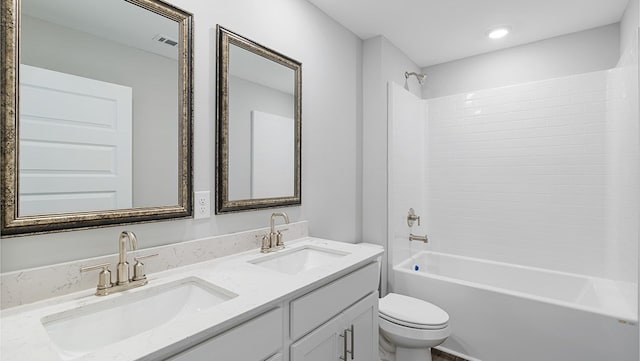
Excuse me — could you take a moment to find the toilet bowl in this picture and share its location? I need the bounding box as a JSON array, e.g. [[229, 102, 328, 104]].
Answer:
[[378, 293, 450, 361]]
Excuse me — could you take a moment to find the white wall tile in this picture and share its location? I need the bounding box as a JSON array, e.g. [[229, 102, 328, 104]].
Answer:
[[391, 69, 638, 282]]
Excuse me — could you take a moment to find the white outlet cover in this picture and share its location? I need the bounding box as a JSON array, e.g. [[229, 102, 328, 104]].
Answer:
[[194, 191, 210, 219]]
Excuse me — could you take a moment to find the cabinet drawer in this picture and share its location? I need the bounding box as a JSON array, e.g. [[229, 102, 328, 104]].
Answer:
[[168, 308, 283, 361], [290, 262, 378, 340]]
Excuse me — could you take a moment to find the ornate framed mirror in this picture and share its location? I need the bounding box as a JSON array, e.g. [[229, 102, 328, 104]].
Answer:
[[215, 26, 302, 213], [1, 0, 193, 236]]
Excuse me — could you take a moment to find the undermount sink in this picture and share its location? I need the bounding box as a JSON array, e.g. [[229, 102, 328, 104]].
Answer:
[[249, 245, 350, 275], [41, 277, 237, 360]]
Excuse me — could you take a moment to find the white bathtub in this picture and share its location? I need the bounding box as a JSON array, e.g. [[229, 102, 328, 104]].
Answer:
[[393, 251, 638, 361]]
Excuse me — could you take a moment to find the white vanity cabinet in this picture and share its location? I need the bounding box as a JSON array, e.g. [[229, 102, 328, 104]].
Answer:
[[290, 292, 377, 361], [342, 292, 378, 361], [167, 308, 283, 361], [165, 261, 380, 361], [1, 239, 384, 361], [289, 262, 379, 361]]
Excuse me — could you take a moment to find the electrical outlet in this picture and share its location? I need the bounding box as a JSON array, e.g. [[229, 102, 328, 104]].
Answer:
[[194, 191, 210, 219]]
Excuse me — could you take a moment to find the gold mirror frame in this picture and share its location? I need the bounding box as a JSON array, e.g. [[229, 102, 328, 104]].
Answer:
[[215, 26, 302, 213], [1, 0, 193, 237]]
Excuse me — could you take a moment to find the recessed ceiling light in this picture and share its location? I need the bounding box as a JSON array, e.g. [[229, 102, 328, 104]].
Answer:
[[487, 26, 511, 39]]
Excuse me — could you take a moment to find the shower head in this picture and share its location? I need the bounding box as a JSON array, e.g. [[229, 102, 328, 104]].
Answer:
[[405, 71, 427, 85]]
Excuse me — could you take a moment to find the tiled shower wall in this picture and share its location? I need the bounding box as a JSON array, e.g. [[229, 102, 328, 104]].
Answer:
[[387, 83, 427, 284], [604, 66, 639, 282], [418, 69, 638, 282]]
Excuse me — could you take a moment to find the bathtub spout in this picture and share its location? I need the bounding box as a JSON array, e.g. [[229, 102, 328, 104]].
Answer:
[[409, 233, 428, 243]]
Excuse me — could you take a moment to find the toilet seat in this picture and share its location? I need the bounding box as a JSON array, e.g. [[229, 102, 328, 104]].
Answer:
[[379, 312, 447, 330], [379, 293, 449, 330]]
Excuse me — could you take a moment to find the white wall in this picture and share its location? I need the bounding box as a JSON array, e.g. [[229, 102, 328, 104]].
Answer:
[[415, 69, 637, 282], [636, 0, 640, 352], [1, 0, 363, 272], [386, 83, 426, 291], [637, 0, 640, 352], [619, 0, 639, 67], [21, 15, 179, 208], [605, 65, 639, 283], [422, 24, 621, 99], [227, 76, 294, 200], [611, 0, 640, 284], [362, 36, 421, 294], [624, 0, 640, 349]]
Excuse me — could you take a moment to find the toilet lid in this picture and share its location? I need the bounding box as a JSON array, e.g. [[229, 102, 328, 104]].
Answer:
[[379, 312, 447, 330], [379, 293, 449, 329]]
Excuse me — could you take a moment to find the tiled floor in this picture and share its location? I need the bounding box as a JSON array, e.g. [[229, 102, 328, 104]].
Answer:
[[432, 348, 468, 361]]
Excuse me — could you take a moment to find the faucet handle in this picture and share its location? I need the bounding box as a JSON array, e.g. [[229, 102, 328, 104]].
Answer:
[[275, 229, 289, 249], [134, 253, 159, 261], [81, 263, 113, 291], [132, 253, 158, 281], [407, 208, 421, 227], [258, 234, 271, 253]]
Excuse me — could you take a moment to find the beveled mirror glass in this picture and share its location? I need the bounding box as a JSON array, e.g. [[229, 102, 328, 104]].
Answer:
[[216, 26, 301, 213], [1, 0, 193, 236]]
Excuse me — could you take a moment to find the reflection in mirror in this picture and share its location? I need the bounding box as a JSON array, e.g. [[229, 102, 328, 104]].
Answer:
[[20, 0, 178, 215], [216, 26, 302, 213], [1, 0, 193, 236], [228, 43, 296, 200]]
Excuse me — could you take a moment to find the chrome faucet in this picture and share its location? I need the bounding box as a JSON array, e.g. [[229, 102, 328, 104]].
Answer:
[[81, 231, 158, 296], [117, 231, 137, 285], [260, 212, 290, 253]]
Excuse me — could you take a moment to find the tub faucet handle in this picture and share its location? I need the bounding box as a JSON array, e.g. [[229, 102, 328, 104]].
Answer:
[[407, 208, 421, 227]]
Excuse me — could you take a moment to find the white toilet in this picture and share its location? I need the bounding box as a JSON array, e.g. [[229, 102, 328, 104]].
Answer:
[[378, 293, 450, 361]]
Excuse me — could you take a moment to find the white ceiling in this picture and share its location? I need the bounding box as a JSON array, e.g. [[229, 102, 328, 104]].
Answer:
[[22, 0, 179, 60], [229, 44, 296, 95], [307, 0, 630, 67]]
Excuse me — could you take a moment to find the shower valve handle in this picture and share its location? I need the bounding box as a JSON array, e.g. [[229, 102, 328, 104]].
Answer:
[[407, 208, 421, 227]]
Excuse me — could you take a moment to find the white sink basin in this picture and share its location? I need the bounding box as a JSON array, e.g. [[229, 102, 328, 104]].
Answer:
[[41, 277, 237, 360], [249, 245, 350, 275]]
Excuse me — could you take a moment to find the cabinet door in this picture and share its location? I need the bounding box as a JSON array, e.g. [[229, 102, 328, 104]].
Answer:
[[167, 308, 283, 361], [341, 292, 378, 361], [291, 292, 379, 361], [290, 313, 343, 361]]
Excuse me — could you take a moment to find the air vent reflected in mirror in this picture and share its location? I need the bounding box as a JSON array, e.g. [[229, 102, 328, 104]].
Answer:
[[153, 34, 178, 47]]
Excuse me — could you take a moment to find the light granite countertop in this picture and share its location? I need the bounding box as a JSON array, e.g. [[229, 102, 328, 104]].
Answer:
[[1, 237, 383, 361]]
